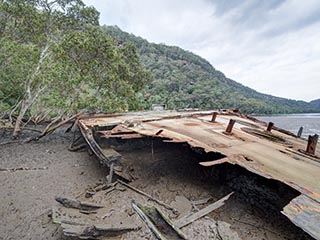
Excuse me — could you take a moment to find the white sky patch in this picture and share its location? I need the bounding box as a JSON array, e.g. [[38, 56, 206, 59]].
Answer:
[[83, 0, 320, 101]]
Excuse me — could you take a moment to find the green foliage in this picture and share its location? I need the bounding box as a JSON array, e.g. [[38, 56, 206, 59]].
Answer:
[[42, 26, 151, 113], [104, 25, 320, 114], [0, 1, 150, 119]]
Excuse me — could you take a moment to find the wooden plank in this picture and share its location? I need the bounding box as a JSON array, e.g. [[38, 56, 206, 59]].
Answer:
[[174, 192, 233, 228], [131, 201, 186, 240]]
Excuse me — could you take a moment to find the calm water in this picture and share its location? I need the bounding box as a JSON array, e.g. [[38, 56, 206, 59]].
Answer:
[[257, 113, 320, 137]]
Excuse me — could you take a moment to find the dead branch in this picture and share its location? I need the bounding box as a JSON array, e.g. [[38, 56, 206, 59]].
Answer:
[[34, 109, 52, 125], [24, 113, 80, 143], [0, 126, 42, 133]]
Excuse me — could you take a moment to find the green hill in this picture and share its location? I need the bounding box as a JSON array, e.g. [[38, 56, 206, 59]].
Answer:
[[310, 99, 320, 108], [104, 25, 320, 114]]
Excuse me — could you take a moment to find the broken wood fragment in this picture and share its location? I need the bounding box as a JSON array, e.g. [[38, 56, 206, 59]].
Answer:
[[117, 179, 178, 213], [62, 223, 137, 239], [79, 209, 98, 215], [55, 196, 104, 211], [191, 197, 213, 206], [132, 200, 186, 240], [104, 186, 115, 195], [85, 191, 96, 198], [174, 192, 234, 228]]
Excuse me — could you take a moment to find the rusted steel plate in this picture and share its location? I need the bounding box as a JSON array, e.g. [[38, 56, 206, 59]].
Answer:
[[125, 118, 320, 200], [282, 195, 320, 240]]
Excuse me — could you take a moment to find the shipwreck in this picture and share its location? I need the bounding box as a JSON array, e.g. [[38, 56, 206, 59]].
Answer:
[[59, 109, 320, 239]]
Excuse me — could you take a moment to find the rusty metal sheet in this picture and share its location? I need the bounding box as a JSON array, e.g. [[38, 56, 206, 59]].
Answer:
[[282, 195, 320, 240], [78, 110, 215, 128], [78, 110, 320, 238]]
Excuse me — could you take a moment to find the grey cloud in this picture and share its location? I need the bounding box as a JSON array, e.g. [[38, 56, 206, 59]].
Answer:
[[82, 0, 320, 101]]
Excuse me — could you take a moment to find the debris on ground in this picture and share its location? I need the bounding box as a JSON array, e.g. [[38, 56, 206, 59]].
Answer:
[[51, 179, 238, 239]]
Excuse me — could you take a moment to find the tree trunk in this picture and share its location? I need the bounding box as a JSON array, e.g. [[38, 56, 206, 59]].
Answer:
[[12, 97, 30, 138], [11, 43, 49, 138]]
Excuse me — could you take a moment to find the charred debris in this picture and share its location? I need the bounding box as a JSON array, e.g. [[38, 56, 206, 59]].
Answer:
[[47, 109, 319, 239]]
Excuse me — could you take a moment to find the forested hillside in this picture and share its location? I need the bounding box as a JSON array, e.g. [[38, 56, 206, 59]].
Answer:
[[104, 26, 320, 114], [310, 99, 320, 108]]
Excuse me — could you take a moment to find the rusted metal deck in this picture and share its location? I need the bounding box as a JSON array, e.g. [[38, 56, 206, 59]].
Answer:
[[77, 110, 320, 239]]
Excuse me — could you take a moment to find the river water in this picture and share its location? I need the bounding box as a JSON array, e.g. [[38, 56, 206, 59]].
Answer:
[[257, 113, 320, 138]]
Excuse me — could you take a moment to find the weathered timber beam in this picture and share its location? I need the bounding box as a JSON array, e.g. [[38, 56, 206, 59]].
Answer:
[[174, 192, 234, 228]]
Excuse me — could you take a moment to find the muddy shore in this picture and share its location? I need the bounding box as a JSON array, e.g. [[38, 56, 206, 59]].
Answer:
[[0, 128, 314, 239]]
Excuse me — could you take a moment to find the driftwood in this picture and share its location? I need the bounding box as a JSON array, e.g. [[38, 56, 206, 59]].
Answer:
[[55, 196, 104, 211], [174, 192, 233, 228], [117, 180, 178, 213]]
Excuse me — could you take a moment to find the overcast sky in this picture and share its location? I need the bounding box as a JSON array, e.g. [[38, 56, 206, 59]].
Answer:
[[82, 0, 320, 101]]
